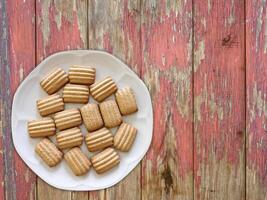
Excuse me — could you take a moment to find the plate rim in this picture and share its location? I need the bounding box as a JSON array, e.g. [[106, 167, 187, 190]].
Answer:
[[11, 50, 153, 191]]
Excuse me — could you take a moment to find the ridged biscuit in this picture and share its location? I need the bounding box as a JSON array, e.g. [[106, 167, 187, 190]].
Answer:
[[86, 127, 113, 152], [68, 65, 95, 85], [35, 138, 63, 167], [115, 87, 138, 115], [56, 127, 83, 150], [64, 147, 91, 176], [80, 104, 103, 131], [54, 109, 82, 131], [90, 76, 117, 102], [63, 84, 89, 103], [37, 94, 64, 116], [91, 148, 120, 174], [114, 123, 137, 152], [99, 100, 122, 128], [40, 68, 69, 94], [28, 118, 56, 138]]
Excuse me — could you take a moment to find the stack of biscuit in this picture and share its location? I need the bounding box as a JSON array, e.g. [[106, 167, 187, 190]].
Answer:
[[27, 66, 139, 177]]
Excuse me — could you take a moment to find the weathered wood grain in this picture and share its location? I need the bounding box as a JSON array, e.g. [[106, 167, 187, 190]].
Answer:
[[88, 0, 141, 199], [193, 0, 245, 199], [246, 1, 267, 199], [3, 0, 37, 200], [141, 0, 193, 199], [36, 0, 88, 199], [0, 0, 10, 199]]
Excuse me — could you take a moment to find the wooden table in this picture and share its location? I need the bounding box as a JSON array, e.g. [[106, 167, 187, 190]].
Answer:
[[1, 0, 267, 199]]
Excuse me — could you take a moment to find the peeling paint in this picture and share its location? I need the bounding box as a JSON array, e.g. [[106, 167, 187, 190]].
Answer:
[[194, 40, 205, 72], [251, 84, 267, 119], [264, 11, 267, 53], [227, 0, 235, 26], [40, 1, 51, 48], [255, 0, 266, 52], [19, 66, 23, 82]]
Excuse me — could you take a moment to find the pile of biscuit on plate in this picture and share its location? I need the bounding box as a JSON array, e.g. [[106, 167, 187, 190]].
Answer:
[[28, 66, 138, 176]]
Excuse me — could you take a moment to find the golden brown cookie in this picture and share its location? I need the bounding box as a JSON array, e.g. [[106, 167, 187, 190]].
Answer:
[[115, 87, 138, 115], [56, 127, 83, 150], [86, 127, 113, 152], [64, 147, 91, 176], [114, 123, 137, 152], [80, 103, 103, 132], [99, 100, 122, 128], [91, 148, 120, 174], [54, 109, 82, 131], [37, 94, 64, 117], [90, 76, 117, 102], [62, 84, 89, 103], [35, 138, 63, 167], [68, 65, 95, 85], [40, 68, 69, 94], [28, 118, 56, 138]]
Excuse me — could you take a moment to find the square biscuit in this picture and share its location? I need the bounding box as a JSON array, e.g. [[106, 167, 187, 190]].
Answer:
[[35, 138, 63, 167], [40, 68, 69, 94], [99, 100, 122, 128], [90, 76, 117, 102], [64, 147, 91, 176], [114, 123, 137, 152], [80, 103, 104, 132], [115, 87, 138, 115]]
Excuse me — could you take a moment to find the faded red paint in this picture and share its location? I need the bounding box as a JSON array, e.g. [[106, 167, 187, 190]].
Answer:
[[142, 1, 191, 72], [122, 0, 141, 75], [194, 0, 245, 198], [103, 33, 113, 53], [146, 77, 169, 163], [36, 1, 85, 60], [6, 0, 36, 199], [246, 0, 267, 188]]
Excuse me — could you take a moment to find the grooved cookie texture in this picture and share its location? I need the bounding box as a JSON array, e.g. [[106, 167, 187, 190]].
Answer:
[[91, 148, 120, 174], [40, 68, 68, 94]]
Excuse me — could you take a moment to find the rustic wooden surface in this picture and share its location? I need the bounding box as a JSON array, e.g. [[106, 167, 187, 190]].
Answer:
[[1, 0, 267, 199]]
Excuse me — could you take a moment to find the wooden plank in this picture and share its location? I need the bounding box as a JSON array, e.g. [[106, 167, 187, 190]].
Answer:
[[193, 0, 245, 199], [88, 0, 141, 199], [0, 0, 10, 199], [36, 0, 87, 199], [141, 0, 193, 199], [3, 0, 37, 199], [246, 0, 267, 199]]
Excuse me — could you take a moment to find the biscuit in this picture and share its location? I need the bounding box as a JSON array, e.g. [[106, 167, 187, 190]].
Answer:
[[40, 68, 69, 94], [91, 148, 120, 174], [80, 104, 103, 131], [28, 118, 56, 138], [37, 94, 64, 116], [90, 76, 117, 102], [99, 100, 122, 128], [54, 109, 82, 131], [114, 123, 137, 152], [86, 127, 113, 152], [115, 87, 138, 115], [63, 84, 89, 103], [35, 138, 63, 167], [64, 147, 91, 176], [56, 127, 83, 150], [68, 65, 95, 85]]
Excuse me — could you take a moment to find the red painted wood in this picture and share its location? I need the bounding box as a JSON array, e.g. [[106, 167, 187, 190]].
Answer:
[[193, 0, 245, 199], [141, 0, 193, 199], [246, 1, 267, 199], [0, 0, 8, 198], [5, 0, 36, 199]]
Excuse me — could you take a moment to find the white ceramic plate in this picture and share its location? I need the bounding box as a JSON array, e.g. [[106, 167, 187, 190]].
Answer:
[[11, 50, 153, 191]]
